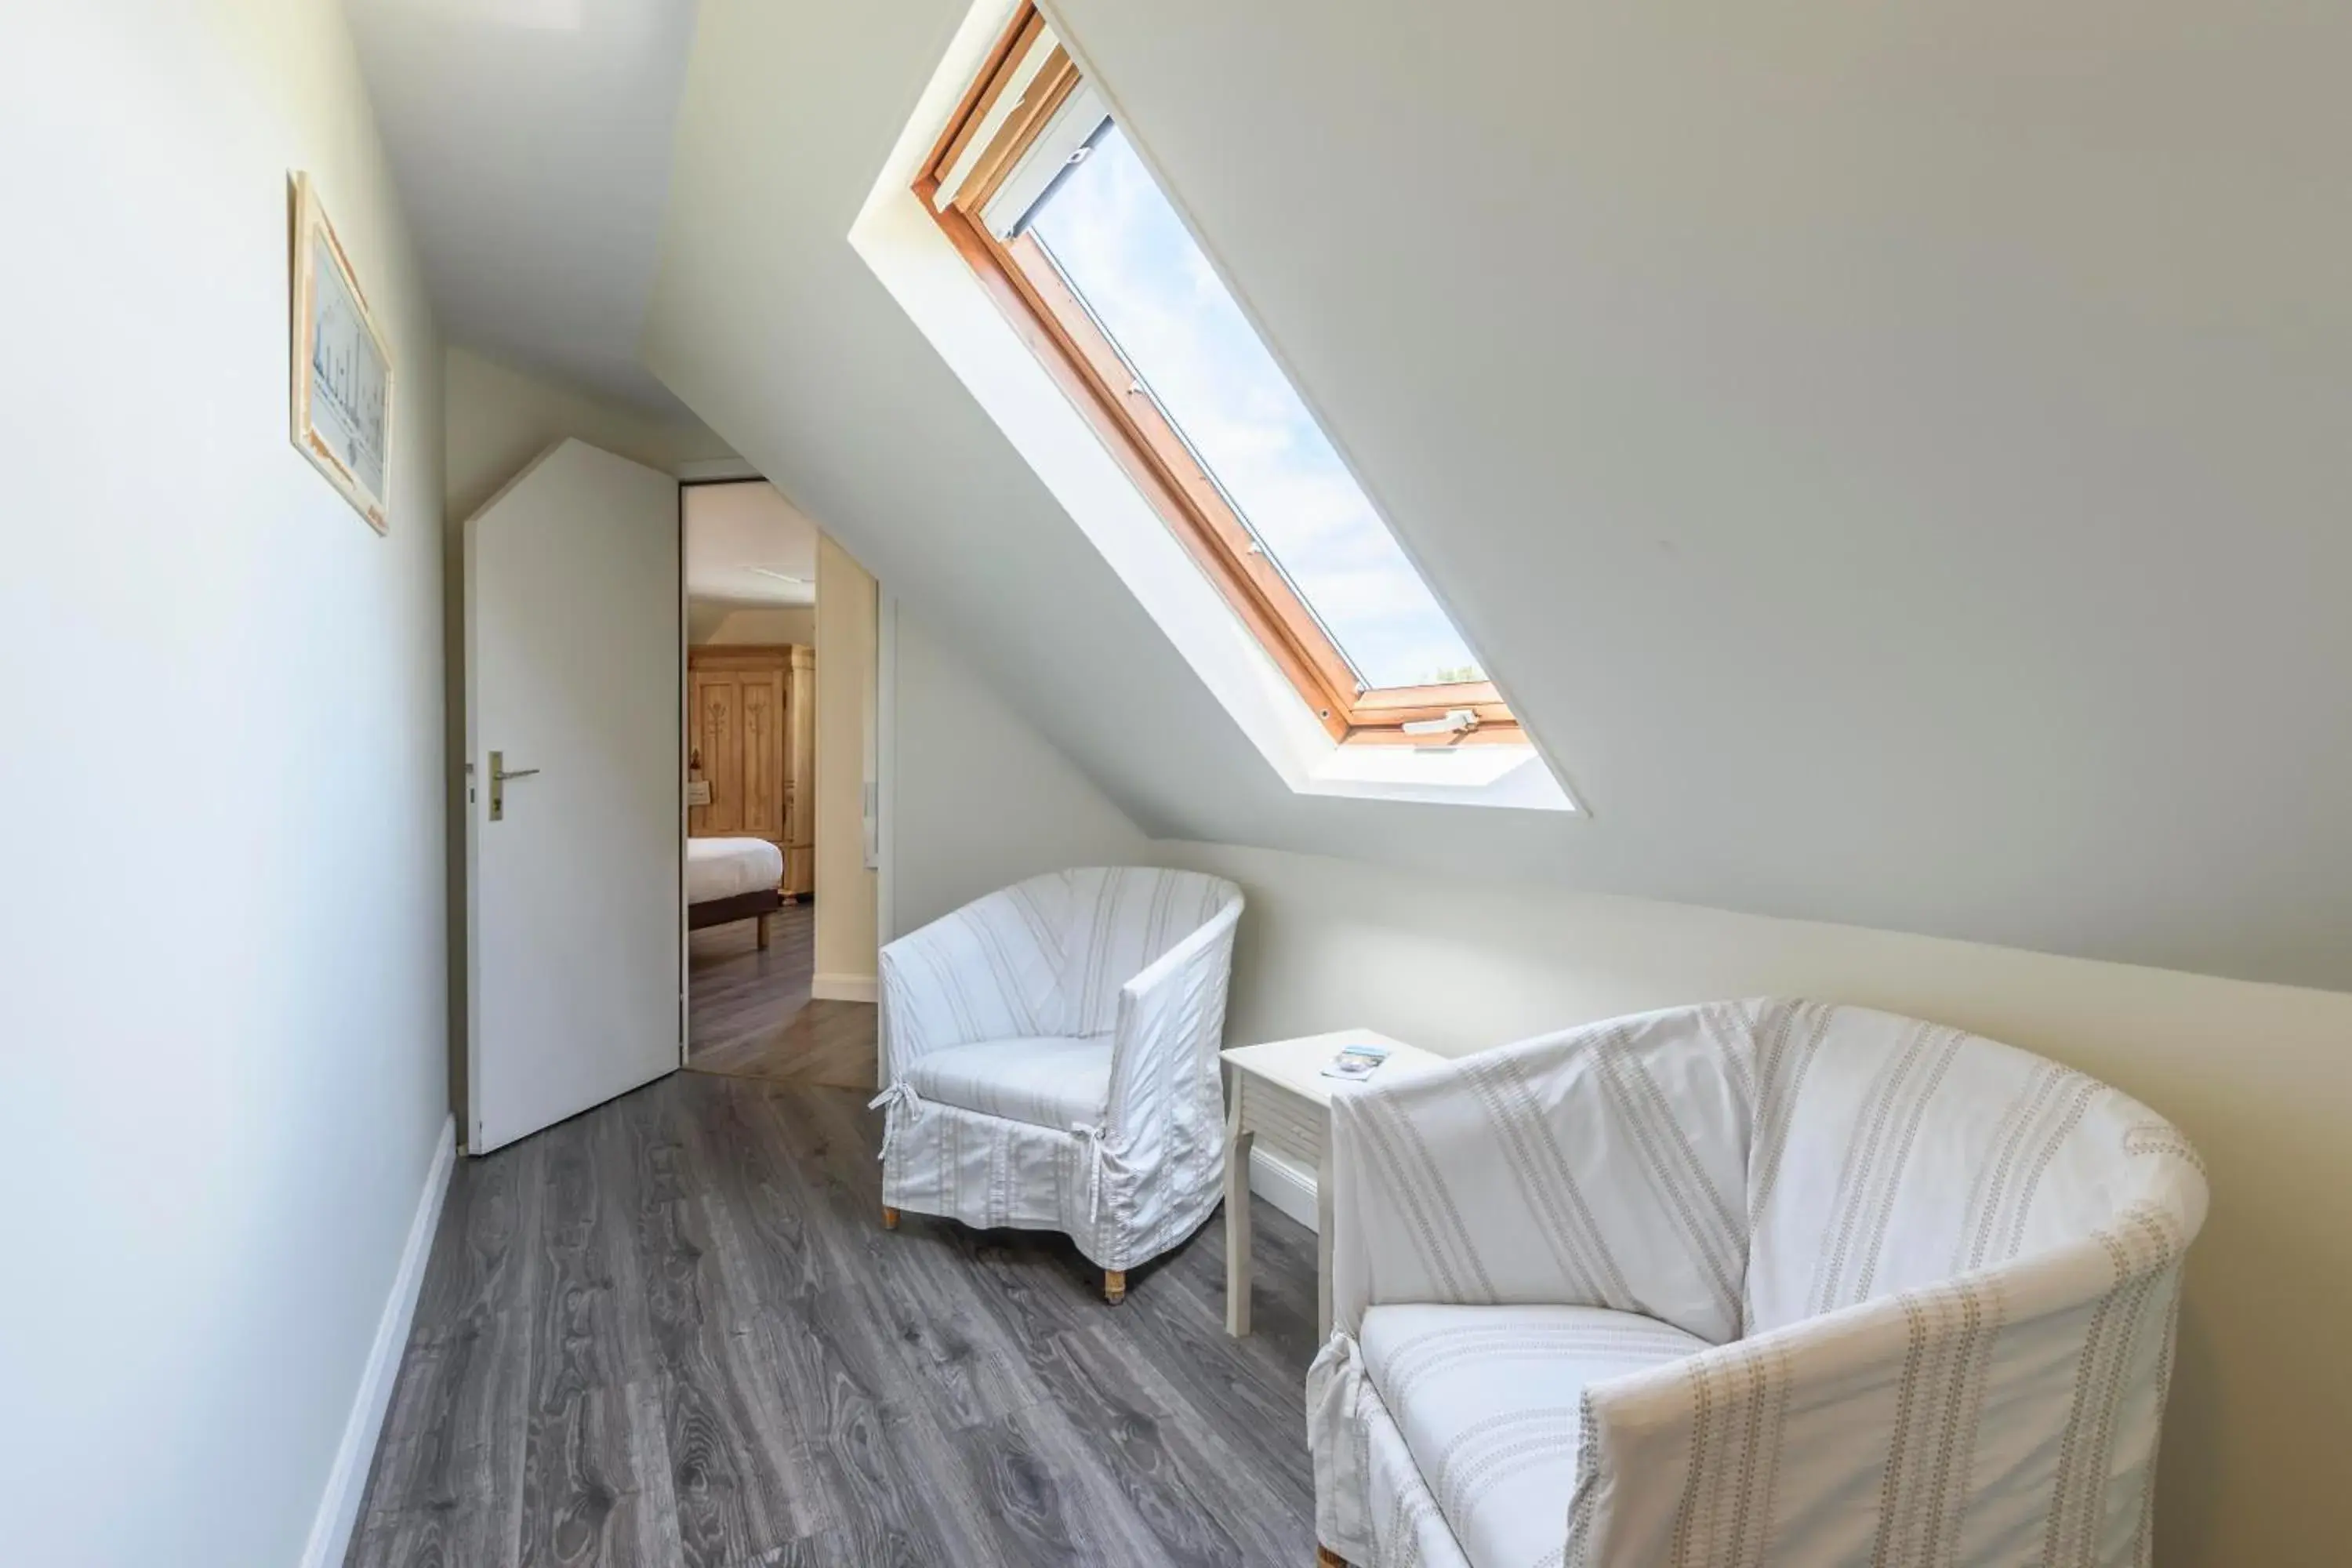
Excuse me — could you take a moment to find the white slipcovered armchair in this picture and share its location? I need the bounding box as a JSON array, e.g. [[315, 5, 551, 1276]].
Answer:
[[871, 866, 1243, 1301], [1308, 999, 2207, 1568]]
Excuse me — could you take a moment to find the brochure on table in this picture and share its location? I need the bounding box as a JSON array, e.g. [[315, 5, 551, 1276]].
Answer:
[[1319, 1040, 1393, 1082]]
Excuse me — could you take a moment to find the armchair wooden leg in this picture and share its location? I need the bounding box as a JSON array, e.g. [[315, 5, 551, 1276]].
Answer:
[[881, 1206, 899, 1231], [1315, 1548, 1348, 1567], [1103, 1269, 1127, 1305]]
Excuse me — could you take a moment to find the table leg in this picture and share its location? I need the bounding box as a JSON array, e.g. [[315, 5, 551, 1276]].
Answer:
[[1316, 1145, 1334, 1341], [1225, 1086, 1254, 1337]]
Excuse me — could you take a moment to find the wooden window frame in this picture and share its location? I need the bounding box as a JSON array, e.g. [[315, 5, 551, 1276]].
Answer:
[[914, 5, 1520, 747]]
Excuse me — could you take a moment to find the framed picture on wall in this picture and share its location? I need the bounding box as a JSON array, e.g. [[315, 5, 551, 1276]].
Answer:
[[289, 172, 394, 533]]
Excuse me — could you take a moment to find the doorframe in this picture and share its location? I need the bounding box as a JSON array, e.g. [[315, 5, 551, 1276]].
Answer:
[[675, 472, 779, 1067], [874, 590, 900, 953], [674, 479, 688, 1065]]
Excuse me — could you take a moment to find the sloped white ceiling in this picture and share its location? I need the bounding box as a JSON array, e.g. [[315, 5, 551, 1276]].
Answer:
[[347, 0, 699, 408], [643, 0, 2352, 991]]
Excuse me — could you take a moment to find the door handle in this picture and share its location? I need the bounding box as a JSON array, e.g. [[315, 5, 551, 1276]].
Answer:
[[488, 750, 540, 821]]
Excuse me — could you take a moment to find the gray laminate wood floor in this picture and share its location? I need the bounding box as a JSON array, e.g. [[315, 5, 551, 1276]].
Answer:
[[347, 1070, 1322, 1567], [687, 902, 881, 1091]]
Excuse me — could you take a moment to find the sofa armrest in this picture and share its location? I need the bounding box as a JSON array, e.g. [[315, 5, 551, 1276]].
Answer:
[[1566, 1210, 2190, 1567], [1102, 895, 1242, 1138]]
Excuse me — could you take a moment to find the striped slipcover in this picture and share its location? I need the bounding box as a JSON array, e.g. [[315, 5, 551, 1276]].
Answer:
[[1307, 999, 2207, 1568], [873, 867, 1243, 1272]]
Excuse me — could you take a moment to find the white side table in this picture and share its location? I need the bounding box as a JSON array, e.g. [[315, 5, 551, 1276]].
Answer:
[[1221, 1031, 1447, 1339]]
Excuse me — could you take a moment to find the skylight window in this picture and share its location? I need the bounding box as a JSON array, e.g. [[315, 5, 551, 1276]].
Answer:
[[918, 5, 1519, 745], [1020, 127, 1481, 691]]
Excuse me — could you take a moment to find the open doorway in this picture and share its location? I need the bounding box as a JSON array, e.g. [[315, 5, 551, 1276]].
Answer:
[[680, 478, 880, 1087]]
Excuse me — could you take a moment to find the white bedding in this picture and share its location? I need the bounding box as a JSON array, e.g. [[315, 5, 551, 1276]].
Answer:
[[686, 837, 783, 904]]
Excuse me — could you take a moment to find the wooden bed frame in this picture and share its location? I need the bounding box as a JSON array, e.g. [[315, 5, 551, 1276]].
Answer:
[[688, 887, 786, 949]]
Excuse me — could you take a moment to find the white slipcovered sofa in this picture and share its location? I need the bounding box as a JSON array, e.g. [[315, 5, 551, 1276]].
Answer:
[[1308, 999, 2207, 1568], [871, 866, 1243, 1301]]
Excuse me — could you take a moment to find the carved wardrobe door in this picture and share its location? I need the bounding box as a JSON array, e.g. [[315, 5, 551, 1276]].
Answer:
[[687, 646, 792, 884]]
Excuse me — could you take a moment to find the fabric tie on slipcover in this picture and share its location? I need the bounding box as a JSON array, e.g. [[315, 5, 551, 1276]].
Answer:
[[1306, 1329, 1372, 1561], [1069, 1121, 1128, 1224], [867, 1081, 925, 1160]]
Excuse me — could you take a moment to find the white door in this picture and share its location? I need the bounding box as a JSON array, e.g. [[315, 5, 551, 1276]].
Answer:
[[465, 439, 681, 1153]]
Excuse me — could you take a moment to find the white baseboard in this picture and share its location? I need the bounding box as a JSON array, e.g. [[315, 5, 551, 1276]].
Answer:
[[303, 1114, 456, 1568], [811, 971, 878, 1004], [1249, 1145, 1319, 1232]]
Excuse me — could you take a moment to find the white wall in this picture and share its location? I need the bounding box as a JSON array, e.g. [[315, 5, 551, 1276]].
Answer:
[[0, 4, 449, 1564], [885, 608, 1149, 935], [445, 344, 733, 523], [1163, 838, 2352, 1568]]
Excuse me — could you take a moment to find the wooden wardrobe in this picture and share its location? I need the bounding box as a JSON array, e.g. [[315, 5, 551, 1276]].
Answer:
[[687, 644, 816, 897]]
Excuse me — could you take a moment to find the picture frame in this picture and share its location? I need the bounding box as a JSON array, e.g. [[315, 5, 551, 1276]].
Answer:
[[289, 172, 394, 533]]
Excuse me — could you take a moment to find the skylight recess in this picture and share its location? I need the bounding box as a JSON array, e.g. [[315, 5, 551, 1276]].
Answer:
[[916, 5, 1520, 746]]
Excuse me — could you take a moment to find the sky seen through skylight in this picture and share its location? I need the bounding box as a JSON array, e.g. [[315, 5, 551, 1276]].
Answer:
[[1025, 124, 1484, 692]]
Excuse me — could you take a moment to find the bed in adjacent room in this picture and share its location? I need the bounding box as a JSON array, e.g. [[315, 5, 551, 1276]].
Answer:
[[687, 836, 786, 947]]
